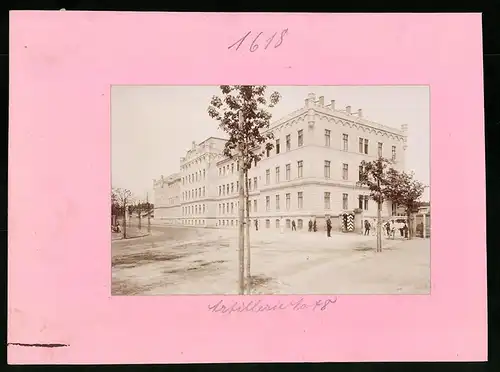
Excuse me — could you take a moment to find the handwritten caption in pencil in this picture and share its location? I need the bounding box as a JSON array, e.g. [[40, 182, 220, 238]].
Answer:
[[208, 297, 337, 315], [228, 29, 289, 52]]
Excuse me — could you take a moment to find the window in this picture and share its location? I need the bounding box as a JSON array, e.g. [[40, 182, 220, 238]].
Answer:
[[275, 166, 280, 183], [297, 161, 303, 178], [254, 177, 257, 190], [231, 202, 234, 214], [248, 178, 252, 191], [266, 196, 270, 211], [222, 203, 226, 214], [195, 189, 198, 198], [218, 204, 221, 215], [358, 138, 364, 153], [222, 185, 225, 196], [276, 139, 280, 154], [231, 163, 234, 173], [378, 142, 383, 157], [325, 129, 331, 146], [364, 139, 369, 154], [286, 134, 291, 151], [236, 181, 239, 192], [266, 169, 271, 185], [298, 130, 304, 147], [203, 204, 206, 213], [298, 192, 303, 209], [286, 219, 291, 228], [342, 133, 348, 151], [266, 219, 270, 228], [276, 195, 280, 211], [203, 186, 205, 196], [286, 193, 291, 210], [286, 164, 291, 180], [342, 193, 348, 210], [254, 199, 257, 212], [276, 219, 280, 228], [342, 163, 349, 180], [266, 147, 271, 157], [231, 183, 234, 193], [231, 220, 234, 226], [358, 165, 364, 181], [226, 184, 230, 194], [324, 160, 331, 179], [324, 192, 331, 209], [364, 195, 369, 210], [297, 219, 303, 229], [358, 195, 363, 210], [203, 169, 206, 179], [392, 145, 396, 161], [223, 167, 226, 176]]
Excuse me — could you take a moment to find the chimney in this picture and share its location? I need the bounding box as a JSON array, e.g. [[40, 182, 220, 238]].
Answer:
[[357, 109, 363, 117], [330, 100, 335, 110], [318, 96, 324, 106], [401, 124, 408, 132], [346, 106, 351, 114], [308, 93, 316, 101]]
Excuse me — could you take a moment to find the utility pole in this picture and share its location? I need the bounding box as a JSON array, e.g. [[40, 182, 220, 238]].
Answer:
[[147, 192, 151, 234], [237, 110, 245, 295]]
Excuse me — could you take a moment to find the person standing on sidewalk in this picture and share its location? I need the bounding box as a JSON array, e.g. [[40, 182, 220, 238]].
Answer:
[[308, 219, 313, 232], [364, 219, 370, 236], [291, 220, 296, 231], [254, 219, 258, 231], [313, 219, 317, 232], [326, 217, 332, 237]]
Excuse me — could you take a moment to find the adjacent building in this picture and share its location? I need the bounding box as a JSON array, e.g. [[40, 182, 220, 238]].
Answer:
[[153, 93, 408, 231]]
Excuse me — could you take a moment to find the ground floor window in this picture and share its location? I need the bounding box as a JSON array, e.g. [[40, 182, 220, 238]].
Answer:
[[286, 219, 291, 228], [275, 219, 280, 228], [265, 219, 270, 228], [231, 220, 234, 226], [297, 219, 303, 229]]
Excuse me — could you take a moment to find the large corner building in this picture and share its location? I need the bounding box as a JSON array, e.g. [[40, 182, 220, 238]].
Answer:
[[153, 93, 407, 231]]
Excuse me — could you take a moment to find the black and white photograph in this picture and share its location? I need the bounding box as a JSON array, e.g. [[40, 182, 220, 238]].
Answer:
[[111, 85, 430, 295]]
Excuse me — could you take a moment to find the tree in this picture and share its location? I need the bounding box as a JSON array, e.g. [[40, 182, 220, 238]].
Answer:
[[357, 158, 393, 252], [112, 187, 133, 239], [384, 170, 425, 240], [208, 85, 281, 294]]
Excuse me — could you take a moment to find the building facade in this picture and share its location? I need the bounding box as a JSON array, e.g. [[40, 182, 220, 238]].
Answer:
[[153, 93, 408, 231]]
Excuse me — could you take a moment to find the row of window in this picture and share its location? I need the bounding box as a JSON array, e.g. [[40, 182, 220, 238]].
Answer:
[[265, 162, 303, 185], [182, 169, 206, 185], [182, 187, 206, 201], [218, 162, 239, 177], [182, 219, 206, 225], [182, 204, 206, 216], [217, 219, 306, 229], [218, 177, 258, 196]]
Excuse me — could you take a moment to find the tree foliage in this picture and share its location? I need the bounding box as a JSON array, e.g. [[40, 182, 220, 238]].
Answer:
[[385, 169, 425, 215], [207, 85, 281, 170], [356, 157, 394, 204]]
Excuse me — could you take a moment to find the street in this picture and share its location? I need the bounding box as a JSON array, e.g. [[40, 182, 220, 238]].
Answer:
[[111, 224, 430, 295]]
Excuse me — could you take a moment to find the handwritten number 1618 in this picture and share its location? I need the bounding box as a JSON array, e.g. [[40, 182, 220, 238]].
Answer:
[[228, 29, 288, 52]]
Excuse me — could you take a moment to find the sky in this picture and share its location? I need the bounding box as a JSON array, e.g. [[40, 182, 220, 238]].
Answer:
[[111, 85, 430, 202]]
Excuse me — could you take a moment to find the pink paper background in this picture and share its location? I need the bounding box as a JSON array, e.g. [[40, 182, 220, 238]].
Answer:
[[8, 12, 486, 363]]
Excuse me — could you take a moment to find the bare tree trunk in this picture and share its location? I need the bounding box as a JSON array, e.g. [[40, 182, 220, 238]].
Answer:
[[138, 213, 142, 230], [237, 111, 245, 295], [407, 211, 413, 240], [147, 193, 151, 234], [376, 201, 382, 252], [244, 170, 251, 294], [123, 203, 127, 239]]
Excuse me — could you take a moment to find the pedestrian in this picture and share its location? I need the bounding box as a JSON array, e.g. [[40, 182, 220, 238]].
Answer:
[[364, 219, 370, 236], [385, 221, 391, 237], [313, 219, 317, 232], [326, 217, 332, 237], [390, 220, 396, 239], [403, 222, 409, 239], [254, 219, 258, 231], [308, 219, 313, 232], [291, 220, 296, 231]]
